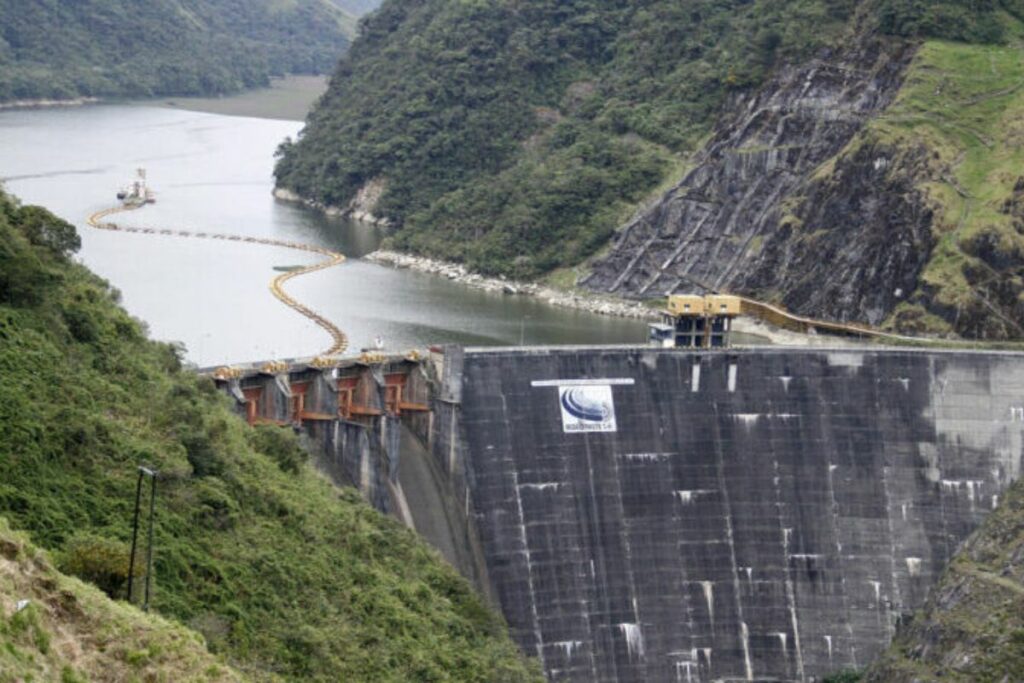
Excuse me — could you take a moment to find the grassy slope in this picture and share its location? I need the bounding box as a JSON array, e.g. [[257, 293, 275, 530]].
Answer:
[[0, 192, 540, 681], [0, 518, 244, 683], [856, 16, 1024, 335], [864, 476, 1024, 681]]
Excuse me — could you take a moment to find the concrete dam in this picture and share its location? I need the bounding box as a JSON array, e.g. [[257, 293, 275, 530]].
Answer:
[[213, 346, 1024, 682]]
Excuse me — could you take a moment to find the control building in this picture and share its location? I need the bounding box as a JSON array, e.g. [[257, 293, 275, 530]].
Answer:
[[649, 294, 741, 348]]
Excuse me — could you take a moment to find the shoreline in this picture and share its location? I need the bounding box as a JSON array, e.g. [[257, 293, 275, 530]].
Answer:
[[274, 186, 347, 217], [270, 189, 859, 347], [362, 251, 839, 346], [0, 75, 328, 120], [365, 250, 659, 320], [0, 96, 99, 111], [273, 186, 390, 226]]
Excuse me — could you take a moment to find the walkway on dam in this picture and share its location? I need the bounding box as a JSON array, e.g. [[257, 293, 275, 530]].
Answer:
[[87, 202, 348, 356]]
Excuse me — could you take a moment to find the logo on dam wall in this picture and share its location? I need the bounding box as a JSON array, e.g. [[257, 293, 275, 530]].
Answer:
[[530, 378, 632, 434], [558, 385, 617, 433]]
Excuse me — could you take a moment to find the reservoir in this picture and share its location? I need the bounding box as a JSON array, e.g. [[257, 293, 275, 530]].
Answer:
[[0, 101, 647, 366]]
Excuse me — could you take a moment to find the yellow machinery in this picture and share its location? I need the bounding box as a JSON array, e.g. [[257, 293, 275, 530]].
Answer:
[[650, 295, 741, 348]]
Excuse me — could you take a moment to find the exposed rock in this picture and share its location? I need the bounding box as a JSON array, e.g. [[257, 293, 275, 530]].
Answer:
[[741, 138, 935, 326], [583, 40, 920, 326], [273, 183, 391, 225], [348, 177, 390, 226], [273, 186, 345, 216]]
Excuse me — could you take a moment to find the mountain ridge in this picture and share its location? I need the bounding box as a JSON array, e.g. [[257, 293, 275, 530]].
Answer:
[[0, 0, 372, 102], [276, 0, 1024, 338]]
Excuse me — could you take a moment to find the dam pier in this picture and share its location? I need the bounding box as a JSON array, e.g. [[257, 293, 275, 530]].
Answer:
[[210, 344, 1024, 683]]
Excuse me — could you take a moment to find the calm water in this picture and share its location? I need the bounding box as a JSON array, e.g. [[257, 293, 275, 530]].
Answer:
[[0, 104, 647, 366]]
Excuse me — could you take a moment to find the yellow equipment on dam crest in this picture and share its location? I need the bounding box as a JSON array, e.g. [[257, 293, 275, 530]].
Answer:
[[650, 294, 742, 349], [651, 292, 930, 349]]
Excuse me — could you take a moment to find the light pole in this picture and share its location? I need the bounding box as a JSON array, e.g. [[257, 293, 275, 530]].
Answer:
[[127, 465, 158, 610]]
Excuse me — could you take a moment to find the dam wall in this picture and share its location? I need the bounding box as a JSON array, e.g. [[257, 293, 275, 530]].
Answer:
[[436, 346, 1024, 682], [215, 357, 432, 515]]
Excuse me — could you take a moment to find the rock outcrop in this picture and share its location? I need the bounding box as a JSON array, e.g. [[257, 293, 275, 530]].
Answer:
[[583, 41, 926, 327], [274, 182, 390, 226], [348, 177, 390, 225]]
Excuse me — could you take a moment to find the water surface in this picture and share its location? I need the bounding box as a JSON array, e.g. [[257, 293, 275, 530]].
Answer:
[[0, 104, 648, 366]]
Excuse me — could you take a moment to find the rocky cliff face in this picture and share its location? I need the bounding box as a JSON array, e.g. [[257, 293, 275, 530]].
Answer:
[[583, 41, 927, 326]]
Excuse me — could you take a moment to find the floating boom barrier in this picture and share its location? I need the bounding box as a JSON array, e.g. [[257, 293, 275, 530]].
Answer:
[[87, 204, 348, 356]]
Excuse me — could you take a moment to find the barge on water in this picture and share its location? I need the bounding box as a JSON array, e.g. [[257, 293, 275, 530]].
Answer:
[[116, 167, 155, 206]]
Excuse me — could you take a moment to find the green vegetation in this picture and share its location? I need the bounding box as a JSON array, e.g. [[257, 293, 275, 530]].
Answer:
[[864, 475, 1024, 681], [823, 671, 862, 683], [0, 189, 540, 681], [276, 0, 1022, 281], [875, 0, 1019, 42], [0, 0, 355, 102], [856, 17, 1024, 336], [275, 0, 865, 278], [1, 517, 244, 682]]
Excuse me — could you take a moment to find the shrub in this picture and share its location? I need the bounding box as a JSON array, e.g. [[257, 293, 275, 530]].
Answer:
[[875, 0, 1008, 42], [182, 431, 225, 478], [58, 534, 135, 600], [250, 423, 308, 474], [15, 206, 80, 257]]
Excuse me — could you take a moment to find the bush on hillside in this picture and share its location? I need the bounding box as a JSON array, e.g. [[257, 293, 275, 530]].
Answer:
[[12, 205, 80, 257], [59, 535, 135, 600], [250, 424, 309, 474]]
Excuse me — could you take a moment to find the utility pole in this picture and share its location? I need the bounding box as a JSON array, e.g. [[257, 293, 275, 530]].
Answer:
[[144, 470, 157, 612], [127, 470, 144, 602], [127, 465, 158, 609]]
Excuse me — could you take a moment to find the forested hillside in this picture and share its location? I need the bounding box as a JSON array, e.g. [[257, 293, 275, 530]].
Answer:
[[276, 0, 1024, 337], [0, 190, 540, 681], [277, 0, 860, 276], [0, 0, 363, 102]]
